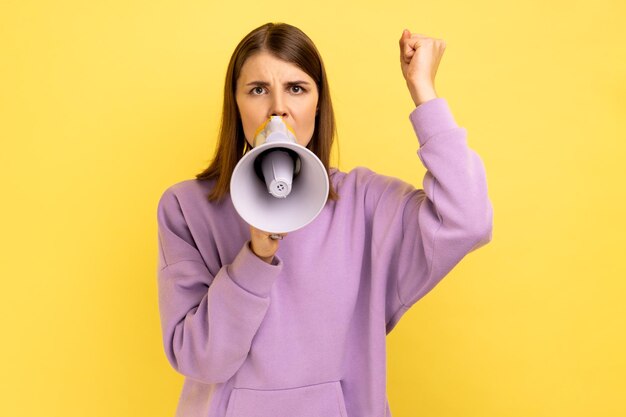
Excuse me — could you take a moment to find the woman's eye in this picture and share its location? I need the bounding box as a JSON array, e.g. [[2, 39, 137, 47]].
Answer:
[[251, 87, 265, 95], [290, 85, 304, 94]]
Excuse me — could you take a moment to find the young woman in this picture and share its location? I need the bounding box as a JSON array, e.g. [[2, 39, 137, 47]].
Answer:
[[156, 22, 493, 417]]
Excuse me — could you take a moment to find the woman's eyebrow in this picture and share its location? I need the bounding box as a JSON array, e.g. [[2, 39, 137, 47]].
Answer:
[[245, 81, 270, 87], [245, 80, 311, 86]]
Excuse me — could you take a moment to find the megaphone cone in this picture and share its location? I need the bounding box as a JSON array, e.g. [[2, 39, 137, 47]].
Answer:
[[230, 117, 329, 234]]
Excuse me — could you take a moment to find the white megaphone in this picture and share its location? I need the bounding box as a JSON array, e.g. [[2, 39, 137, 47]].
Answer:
[[230, 116, 329, 234]]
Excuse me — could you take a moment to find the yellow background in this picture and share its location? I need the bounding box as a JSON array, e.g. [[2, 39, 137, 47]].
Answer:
[[1, 0, 624, 416]]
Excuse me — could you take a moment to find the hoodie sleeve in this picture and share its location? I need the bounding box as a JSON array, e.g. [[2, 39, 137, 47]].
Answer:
[[366, 97, 493, 334], [156, 187, 282, 384]]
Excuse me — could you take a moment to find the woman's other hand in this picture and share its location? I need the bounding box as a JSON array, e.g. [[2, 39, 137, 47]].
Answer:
[[249, 225, 287, 264], [399, 29, 446, 107]]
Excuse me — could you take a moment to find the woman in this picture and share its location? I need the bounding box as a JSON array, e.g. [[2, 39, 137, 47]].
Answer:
[[156, 22, 492, 417]]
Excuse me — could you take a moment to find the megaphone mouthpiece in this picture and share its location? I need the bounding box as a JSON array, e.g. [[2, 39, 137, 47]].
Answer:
[[253, 116, 297, 147]]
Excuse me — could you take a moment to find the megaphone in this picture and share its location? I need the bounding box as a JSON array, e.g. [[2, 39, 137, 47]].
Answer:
[[230, 116, 329, 234]]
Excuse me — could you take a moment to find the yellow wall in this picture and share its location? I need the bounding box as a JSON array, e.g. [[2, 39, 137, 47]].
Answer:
[[1, 1, 624, 416]]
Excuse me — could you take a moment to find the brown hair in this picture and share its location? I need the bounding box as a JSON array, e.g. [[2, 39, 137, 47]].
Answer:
[[195, 22, 339, 202]]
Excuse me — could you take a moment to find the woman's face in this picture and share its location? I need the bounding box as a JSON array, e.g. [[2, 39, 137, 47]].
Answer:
[[235, 51, 319, 148]]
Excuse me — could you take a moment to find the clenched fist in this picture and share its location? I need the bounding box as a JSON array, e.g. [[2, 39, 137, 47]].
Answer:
[[399, 29, 446, 107], [249, 225, 287, 264]]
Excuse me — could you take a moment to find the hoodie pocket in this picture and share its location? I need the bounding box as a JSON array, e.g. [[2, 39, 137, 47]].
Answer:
[[224, 380, 348, 417]]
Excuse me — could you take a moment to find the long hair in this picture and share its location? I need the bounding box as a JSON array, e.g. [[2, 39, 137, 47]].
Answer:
[[195, 22, 339, 202]]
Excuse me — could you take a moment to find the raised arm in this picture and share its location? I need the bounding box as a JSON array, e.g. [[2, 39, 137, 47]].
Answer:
[[373, 97, 493, 333], [376, 29, 493, 332]]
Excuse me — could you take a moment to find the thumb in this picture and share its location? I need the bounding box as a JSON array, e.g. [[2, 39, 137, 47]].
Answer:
[[400, 29, 410, 46], [400, 29, 413, 62]]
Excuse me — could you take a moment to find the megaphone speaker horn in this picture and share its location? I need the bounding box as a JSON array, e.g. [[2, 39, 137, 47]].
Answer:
[[230, 117, 329, 234]]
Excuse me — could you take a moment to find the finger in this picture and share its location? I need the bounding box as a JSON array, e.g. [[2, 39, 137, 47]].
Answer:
[[408, 38, 427, 50], [403, 32, 432, 58], [408, 34, 435, 50]]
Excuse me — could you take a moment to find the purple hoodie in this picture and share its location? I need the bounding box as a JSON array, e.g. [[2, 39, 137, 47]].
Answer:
[[156, 97, 493, 417]]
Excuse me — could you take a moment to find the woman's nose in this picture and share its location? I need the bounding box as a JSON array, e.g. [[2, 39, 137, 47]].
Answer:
[[269, 93, 288, 117]]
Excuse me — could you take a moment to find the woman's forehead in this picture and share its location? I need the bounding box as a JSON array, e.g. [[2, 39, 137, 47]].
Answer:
[[238, 52, 312, 82]]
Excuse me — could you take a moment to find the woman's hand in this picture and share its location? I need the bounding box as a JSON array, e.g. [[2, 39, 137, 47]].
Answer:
[[399, 29, 446, 107], [249, 225, 287, 264]]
